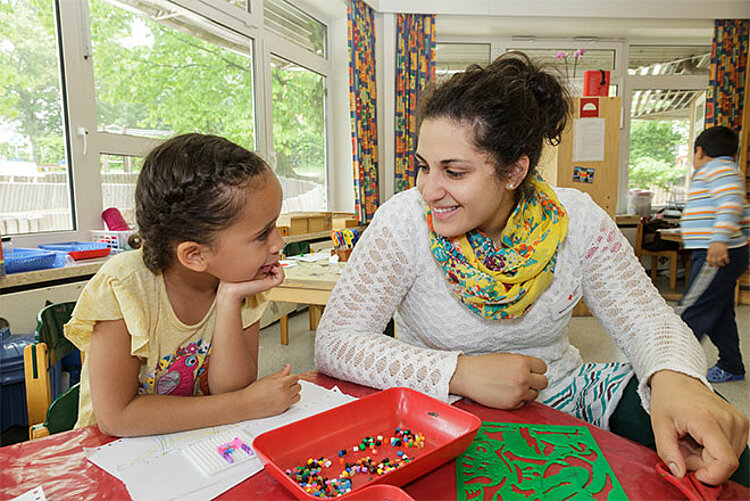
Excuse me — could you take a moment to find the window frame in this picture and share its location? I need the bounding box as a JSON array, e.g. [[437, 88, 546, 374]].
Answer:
[[11, 0, 332, 248]]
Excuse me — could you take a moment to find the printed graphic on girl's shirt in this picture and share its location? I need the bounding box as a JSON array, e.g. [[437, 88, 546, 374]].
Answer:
[[141, 339, 211, 396]]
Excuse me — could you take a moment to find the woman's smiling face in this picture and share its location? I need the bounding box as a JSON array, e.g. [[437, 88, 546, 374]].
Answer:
[[416, 117, 518, 242]]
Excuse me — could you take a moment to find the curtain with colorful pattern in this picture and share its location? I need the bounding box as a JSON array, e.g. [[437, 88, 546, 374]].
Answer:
[[706, 19, 749, 132], [706, 19, 750, 304], [347, 0, 379, 223], [394, 14, 436, 192]]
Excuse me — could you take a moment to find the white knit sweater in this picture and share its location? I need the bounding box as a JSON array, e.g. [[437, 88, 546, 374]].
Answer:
[[315, 187, 709, 410]]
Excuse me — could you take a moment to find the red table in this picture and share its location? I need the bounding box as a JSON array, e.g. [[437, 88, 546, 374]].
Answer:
[[2, 373, 748, 500]]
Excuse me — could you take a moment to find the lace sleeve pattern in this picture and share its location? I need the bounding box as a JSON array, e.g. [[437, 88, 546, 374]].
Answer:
[[315, 193, 461, 400], [574, 192, 709, 409]]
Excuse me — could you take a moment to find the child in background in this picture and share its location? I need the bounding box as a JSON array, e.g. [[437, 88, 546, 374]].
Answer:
[[678, 125, 750, 383], [65, 133, 301, 437]]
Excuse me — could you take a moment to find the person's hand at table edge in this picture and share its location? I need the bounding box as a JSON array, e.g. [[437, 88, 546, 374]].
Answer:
[[650, 369, 749, 485], [449, 353, 548, 410]]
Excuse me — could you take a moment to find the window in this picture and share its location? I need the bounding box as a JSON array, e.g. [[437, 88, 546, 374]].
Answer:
[[626, 45, 710, 210], [435, 43, 490, 80], [628, 45, 710, 76], [0, 0, 72, 236], [513, 48, 616, 77], [628, 88, 694, 209], [270, 54, 327, 212], [4, 0, 334, 244], [264, 0, 326, 58], [100, 154, 144, 226], [90, 0, 256, 149]]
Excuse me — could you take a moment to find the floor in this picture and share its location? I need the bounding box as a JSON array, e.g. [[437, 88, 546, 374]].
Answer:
[[258, 277, 750, 424]]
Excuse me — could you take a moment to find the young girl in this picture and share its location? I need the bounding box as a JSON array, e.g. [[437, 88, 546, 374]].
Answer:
[[315, 53, 749, 486], [65, 133, 301, 437]]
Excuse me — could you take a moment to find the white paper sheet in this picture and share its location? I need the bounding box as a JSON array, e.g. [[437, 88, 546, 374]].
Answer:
[[84, 381, 357, 501], [573, 118, 606, 162], [297, 251, 332, 263], [10, 487, 46, 501]]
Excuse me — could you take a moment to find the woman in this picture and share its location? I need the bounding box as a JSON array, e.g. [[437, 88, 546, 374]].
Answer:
[[315, 52, 748, 486]]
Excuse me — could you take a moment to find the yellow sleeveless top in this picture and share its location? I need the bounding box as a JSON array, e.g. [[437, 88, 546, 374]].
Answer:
[[64, 249, 267, 429]]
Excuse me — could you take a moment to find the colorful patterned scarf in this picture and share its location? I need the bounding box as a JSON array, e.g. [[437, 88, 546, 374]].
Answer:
[[427, 177, 568, 319]]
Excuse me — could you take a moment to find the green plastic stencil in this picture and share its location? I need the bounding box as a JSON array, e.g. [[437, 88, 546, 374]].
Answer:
[[456, 422, 629, 501]]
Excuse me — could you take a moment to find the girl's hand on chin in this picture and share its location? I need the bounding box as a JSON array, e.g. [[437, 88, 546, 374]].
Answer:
[[217, 263, 285, 302]]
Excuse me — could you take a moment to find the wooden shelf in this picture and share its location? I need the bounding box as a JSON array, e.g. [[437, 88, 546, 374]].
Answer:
[[1, 257, 108, 292]]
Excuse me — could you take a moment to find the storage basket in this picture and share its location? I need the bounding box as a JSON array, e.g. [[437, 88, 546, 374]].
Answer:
[[39, 241, 111, 260], [4, 248, 58, 273], [90, 230, 136, 252]]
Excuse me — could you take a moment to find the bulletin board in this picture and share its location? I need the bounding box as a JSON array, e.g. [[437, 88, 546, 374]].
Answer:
[[556, 97, 622, 217]]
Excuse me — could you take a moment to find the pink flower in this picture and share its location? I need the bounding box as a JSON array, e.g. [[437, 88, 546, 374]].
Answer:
[[573, 48, 586, 59], [555, 51, 568, 60]]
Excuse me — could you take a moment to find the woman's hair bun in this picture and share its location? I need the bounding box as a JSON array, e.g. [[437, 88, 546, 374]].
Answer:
[[418, 50, 571, 186]]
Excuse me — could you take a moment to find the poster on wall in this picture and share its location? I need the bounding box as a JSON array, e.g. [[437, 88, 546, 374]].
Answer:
[[573, 118, 605, 162], [573, 166, 595, 183], [579, 97, 600, 118]]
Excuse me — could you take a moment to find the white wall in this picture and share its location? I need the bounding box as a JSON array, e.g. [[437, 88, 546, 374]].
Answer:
[[329, 9, 356, 212]]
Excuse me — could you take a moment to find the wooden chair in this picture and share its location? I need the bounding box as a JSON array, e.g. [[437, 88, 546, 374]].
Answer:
[[23, 301, 82, 439], [635, 222, 691, 291], [28, 383, 80, 440]]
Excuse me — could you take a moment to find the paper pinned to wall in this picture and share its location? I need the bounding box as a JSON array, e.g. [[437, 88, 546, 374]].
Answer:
[[573, 118, 605, 162]]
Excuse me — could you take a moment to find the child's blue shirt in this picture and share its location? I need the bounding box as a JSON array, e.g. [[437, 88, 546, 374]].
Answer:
[[680, 156, 750, 250]]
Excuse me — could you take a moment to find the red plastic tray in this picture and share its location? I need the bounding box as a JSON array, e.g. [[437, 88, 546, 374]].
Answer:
[[343, 484, 414, 500], [253, 387, 481, 500], [68, 247, 111, 260]]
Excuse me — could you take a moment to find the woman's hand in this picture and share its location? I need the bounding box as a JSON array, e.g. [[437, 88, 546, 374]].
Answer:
[[449, 353, 548, 409], [238, 364, 302, 418], [650, 369, 749, 485], [217, 263, 285, 303]]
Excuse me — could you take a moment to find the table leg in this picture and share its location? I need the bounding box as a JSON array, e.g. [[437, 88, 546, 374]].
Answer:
[[683, 254, 691, 287], [309, 305, 324, 331], [669, 256, 677, 290], [280, 315, 289, 345]]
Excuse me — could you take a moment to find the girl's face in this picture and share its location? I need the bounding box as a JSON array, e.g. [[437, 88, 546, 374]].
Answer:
[[203, 173, 285, 283], [416, 117, 516, 242]]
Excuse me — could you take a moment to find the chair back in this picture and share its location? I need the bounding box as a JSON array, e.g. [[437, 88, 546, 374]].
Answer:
[[635, 221, 645, 257], [24, 301, 79, 436], [28, 383, 80, 440], [35, 302, 76, 365], [45, 382, 80, 435]]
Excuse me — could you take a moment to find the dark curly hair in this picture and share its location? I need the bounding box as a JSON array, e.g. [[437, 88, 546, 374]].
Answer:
[[694, 125, 739, 158], [135, 133, 272, 272], [417, 51, 571, 191]]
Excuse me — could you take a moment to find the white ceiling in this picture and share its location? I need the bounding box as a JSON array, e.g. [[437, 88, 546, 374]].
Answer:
[[435, 16, 715, 43], [368, 0, 749, 44], [299, 0, 747, 44]]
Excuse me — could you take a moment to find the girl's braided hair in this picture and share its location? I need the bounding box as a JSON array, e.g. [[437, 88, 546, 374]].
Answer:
[[135, 133, 271, 272]]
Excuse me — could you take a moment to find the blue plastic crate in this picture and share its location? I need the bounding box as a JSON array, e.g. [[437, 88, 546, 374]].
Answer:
[[38, 241, 109, 253], [4, 248, 58, 273], [0, 327, 35, 432], [38, 241, 110, 261]]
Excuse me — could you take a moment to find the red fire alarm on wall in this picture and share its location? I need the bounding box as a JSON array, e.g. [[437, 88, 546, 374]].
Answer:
[[583, 70, 610, 97]]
